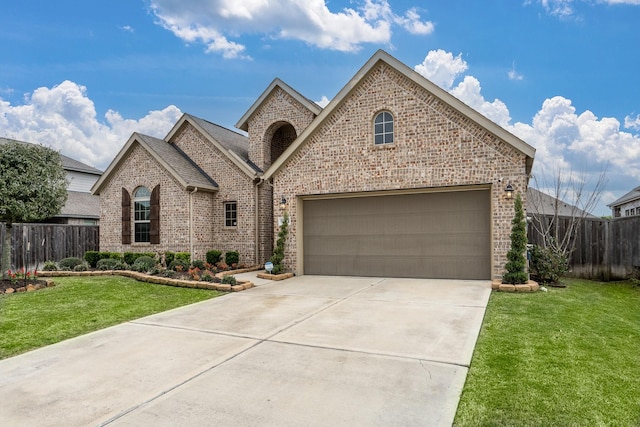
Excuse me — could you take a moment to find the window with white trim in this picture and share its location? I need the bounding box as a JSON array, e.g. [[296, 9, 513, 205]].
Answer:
[[374, 111, 394, 145], [225, 202, 237, 227], [134, 186, 151, 242]]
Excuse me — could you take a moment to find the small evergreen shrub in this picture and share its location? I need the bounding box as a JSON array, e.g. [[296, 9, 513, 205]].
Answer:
[[529, 245, 568, 284], [73, 263, 88, 272], [175, 252, 190, 265], [97, 258, 123, 270], [221, 275, 237, 285], [192, 259, 205, 269], [132, 256, 156, 273], [206, 250, 222, 265], [164, 251, 175, 266], [59, 257, 85, 270], [43, 260, 58, 271], [124, 252, 155, 266], [169, 258, 189, 272], [270, 212, 289, 274], [201, 272, 215, 282], [84, 251, 101, 268], [225, 251, 239, 266]]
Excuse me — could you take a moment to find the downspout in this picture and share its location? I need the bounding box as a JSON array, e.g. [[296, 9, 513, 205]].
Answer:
[[189, 187, 198, 259], [254, 178, 263, 266]]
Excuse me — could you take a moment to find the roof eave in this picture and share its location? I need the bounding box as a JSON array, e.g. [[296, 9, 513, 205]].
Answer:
[[235, 78, 323, 132], [262, 50, 535, 181]]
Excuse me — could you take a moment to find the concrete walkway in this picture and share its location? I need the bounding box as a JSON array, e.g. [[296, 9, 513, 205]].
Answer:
[[0, 274, 491, 426]]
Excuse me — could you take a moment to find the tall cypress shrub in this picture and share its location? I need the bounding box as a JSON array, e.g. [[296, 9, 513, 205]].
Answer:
[[502, 193, 528, 284], [270, 212, 288, 274]]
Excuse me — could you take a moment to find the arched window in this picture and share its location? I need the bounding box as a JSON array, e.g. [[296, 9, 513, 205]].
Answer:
[[374, 111, 394, 145], [134, 186, 151, 243]]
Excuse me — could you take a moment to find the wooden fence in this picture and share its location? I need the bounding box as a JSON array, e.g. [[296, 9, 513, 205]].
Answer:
[[0, 223, 99, 270], [528, 214, 640, 281]]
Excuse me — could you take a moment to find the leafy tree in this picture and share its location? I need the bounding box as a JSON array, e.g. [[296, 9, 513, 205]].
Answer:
[[0, 142, 67, 277], [502, 193, 528, 284]]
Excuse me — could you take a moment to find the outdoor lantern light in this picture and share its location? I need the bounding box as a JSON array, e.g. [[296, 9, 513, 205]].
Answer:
[[280, 197, 287, 210], [505, 183, 514, 200]]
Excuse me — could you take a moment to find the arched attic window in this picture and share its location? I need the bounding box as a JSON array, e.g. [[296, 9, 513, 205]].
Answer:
[[270, 123, 297, 165], [374, 111, 394, 145]]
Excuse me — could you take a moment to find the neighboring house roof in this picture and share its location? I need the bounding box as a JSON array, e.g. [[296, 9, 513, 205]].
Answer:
[[0, 136, 102, 175], [235, 78, 323, 132], [92, 132, 218, 194], [165, 113, 261, 176], [526, 187, 598, 218], [607, 185, 640, 208], [262, 50, 536, 181], [58, 191, 100, 219]]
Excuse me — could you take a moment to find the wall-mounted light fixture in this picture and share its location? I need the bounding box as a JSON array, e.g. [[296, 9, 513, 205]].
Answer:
[[280, 197, 287, 210], [505, 183, 514, 200]]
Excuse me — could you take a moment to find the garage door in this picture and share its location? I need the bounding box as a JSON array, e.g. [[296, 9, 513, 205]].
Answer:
[[303, 190, 491, 279]]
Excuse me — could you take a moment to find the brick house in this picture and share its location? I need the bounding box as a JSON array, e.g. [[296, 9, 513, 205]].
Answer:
[[93, 50, 535, 280]]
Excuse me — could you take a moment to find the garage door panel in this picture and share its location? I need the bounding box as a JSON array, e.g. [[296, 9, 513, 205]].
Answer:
[[303, 190, 491, 279]]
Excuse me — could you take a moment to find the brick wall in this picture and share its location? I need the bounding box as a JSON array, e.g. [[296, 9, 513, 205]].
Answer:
[[272, 62, 529, 279]]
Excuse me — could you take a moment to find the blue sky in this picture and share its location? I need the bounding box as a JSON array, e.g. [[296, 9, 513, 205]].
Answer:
[[1, 0, 639, 215]]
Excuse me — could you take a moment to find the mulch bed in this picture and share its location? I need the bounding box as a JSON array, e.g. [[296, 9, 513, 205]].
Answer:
[[1, 279, 51, 294]]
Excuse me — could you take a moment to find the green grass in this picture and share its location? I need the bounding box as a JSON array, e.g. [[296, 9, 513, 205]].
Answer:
[[455, 279, 640, 426], [0, 276, 220, 359]]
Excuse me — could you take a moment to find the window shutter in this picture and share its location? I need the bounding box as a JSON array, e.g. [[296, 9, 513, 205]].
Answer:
[[121, 188, 131, 244], [150, 185, 160, 244]]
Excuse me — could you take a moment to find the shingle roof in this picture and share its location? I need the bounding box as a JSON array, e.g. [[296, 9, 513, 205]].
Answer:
[[135, 133, 218, 190], [186, 114, 250, 160], [527, 187, 598, 218], [58, 191, 100, 219], [607, 186, 640, 208], [0, 137, 102, 174]]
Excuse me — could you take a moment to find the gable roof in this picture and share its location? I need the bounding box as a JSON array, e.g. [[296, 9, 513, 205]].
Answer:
[[165, 113, 261, 176], [262, 50, 536, 181], [607, 185, 640, 208], [91, 132, 218, 195], [527, 187, 598, 218], [235, 78, 323, 132], [0, 136, 102, 175]]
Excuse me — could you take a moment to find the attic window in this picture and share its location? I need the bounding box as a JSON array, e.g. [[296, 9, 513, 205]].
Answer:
[[374, 111, 394, 145]]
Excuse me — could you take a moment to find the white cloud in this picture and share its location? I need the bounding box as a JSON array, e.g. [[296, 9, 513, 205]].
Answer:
[[414, 49, 640, 215], [527, 0, 640, 18], [0, 81, 182, 170], [624, 114, 640, 130], [414, 49, 467, 90], [149, 0, 433, 58], [120, 25, 135, 33], [508, 62, 524, 81], [315, 96, 331, 108]]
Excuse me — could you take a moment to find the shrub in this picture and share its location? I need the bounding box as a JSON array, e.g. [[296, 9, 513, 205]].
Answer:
[[175, 252, 190, 265], [225, 251, 239, 266], [270, 212, 289, 274], [124, 252, 155, 266], [73, 263, 88, 272], [188, 267, 201, 281], [502, 194, 528, 284], [221, 275, 237, 285], [164, 251, 175, 266], [169, 258, 189, 272], [529, 245, 568, 284], [206, 250, 223, 265], [43, 260, 58, 271], [192, 259, 205, 269], [201, 271, 215, 282], [59, 257, 85, 270], [84, 251, 101, 268], [105, 252, 123, 261], [162, 269, 176, 278], [132, 256, 156, 273], [97, 258, 125, 271]]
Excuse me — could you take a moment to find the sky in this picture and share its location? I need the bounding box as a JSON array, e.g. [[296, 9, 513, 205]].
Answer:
[[1, 0, 640, 216]]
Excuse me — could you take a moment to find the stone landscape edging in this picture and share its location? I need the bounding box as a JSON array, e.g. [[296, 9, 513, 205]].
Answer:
[[491, 280, 540, 293], [256, 272, 294, 281], [37, 267, 263, 292], [1, 279, 56, 294]]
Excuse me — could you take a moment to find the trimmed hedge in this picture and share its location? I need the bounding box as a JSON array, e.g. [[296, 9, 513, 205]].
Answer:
[[225, 251, 239, 265], [206, 250, 222, 265], [124, 252, 155, 266]]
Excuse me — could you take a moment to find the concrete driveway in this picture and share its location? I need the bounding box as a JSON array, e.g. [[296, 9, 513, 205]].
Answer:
[[0, 274, 491, 426]]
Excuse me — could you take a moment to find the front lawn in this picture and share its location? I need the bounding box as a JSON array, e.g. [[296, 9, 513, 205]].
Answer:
[[0, 276, 220, 359], [455, 279, 640, 426]]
